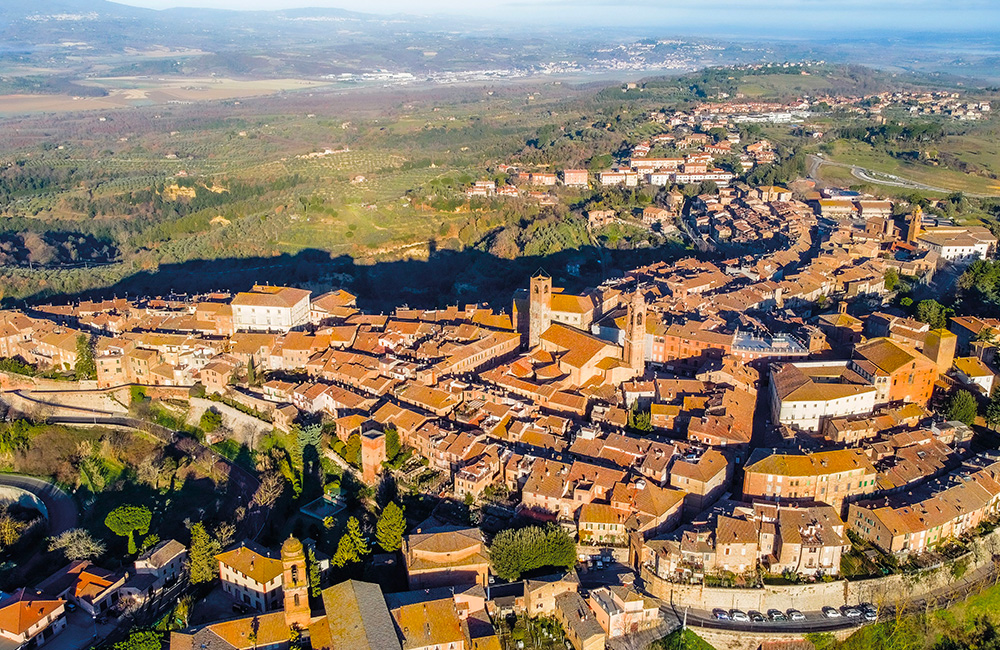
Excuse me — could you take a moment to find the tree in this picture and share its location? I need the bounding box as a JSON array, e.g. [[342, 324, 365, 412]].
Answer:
[[105, 505, 152, 554], [916, 299, 949, 329], [376, 501, 406, 552], [247, 356, 258, 386], [199, 409, 222, 434], [345, 434, 361, 467], [49, 528, 106, 560], [189, 522, 221, 584], [112, 630, 162, 650], [489, 525, 576, 582], [627, 402, 652, 433], [332, 516, 368, 568], [307, 547, 322, 598], [987, 386, 1000, 431], [946, 390, 978, 427], [252, 471, 285, 509], [884, 268, 899, 292], [385, 425, 401, 461], [75, 334, 96, 379]]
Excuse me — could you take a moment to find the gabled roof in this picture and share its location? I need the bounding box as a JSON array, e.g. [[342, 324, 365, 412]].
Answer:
[[0, 589, 63, 637], [310, 580, 402, 650]]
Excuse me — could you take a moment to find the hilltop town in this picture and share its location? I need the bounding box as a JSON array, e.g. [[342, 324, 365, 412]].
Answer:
[[2, 131, 1000, 650]]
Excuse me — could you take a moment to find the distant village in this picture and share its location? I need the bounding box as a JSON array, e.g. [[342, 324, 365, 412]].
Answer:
[[2, 91, 1000, 650]]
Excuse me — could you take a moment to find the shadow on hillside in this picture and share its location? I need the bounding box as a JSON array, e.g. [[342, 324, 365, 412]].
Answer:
[[26, 242, 697, 312]]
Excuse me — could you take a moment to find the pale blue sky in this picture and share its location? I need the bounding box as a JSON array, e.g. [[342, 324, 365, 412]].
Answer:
[[108, 0, 999, 33]]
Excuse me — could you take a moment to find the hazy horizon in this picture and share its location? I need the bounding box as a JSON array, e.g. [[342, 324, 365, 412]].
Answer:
[[105, 0, 1000, 35]]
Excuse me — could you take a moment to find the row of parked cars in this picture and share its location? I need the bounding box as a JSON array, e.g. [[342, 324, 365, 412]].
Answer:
[[712, 603, 877, 624]]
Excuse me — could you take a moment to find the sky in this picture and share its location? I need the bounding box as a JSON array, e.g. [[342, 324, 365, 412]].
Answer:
[[106, 0, 1000, 35]]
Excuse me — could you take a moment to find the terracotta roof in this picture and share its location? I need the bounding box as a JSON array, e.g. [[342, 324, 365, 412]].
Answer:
[[391, 598, 465, 650], [0, 589, 64, 637], [215, 544, 283, 585]]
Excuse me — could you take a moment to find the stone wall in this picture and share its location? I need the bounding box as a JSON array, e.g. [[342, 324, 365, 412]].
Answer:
[[644, 527, 1000, 613], [188, 397, 273, 447]]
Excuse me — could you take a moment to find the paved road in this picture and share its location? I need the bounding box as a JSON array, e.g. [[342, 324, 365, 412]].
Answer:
[[0, 473, 78, 534]]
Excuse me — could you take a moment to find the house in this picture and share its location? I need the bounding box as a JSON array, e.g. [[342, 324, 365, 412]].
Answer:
[[231, 285, 311, 333], [743, 448, 877, 513], [850, 338, 937, 406], [216, 542, 285, 612], [562, 169, 589, 187], [390, 596, 466, 650], [668, 450, 729, 515], [36, 560, 125, 617], [0, 589, 66, 648], [587, 586, 660, 638], [523, 571, 580, 617], [953, 356, 995, 395], [403, 525, 490, 589], [122, 539, 187, 602], [554, 592, 605, 650]]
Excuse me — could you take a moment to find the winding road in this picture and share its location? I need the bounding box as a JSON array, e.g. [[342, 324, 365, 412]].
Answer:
[[0, 473, 78, 534], [807, 154, 999, 198]]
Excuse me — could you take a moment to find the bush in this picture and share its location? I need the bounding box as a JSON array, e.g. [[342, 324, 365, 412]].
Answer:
[[199, 409, 222, 433]]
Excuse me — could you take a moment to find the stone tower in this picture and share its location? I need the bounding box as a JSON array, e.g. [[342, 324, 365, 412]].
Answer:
[[528, 270, 552, 348], [924, 328, 957, 376], [907, 206, 923, 244], [624, 286, 646, 374], [281, 536, 311, 630]]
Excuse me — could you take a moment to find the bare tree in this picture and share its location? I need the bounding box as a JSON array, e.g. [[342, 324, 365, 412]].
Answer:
[[252, 471, 285, 509]]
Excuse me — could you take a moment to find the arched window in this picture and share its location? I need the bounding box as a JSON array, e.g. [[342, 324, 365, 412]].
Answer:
[[291, 564, 299, 585], [294, 593, 300, 607]]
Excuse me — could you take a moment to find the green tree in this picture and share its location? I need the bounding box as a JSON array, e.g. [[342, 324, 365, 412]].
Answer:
[[489, 525, 575, 581], [916, 299, 949, 329], [376, 501, 406, 552], [332, 516, 368, 568], [627, 402, 652, 433], [986, 386, 1000, 431], [307, 546, 322, 598], [246, 356, 258, 386], [884, 268, 899, 292], [385, 425, 401, 461], [104, 505, 152, 554], [345, 434, 361, 467], [112, 630, 162, 650], [75, 334, 96, 379], [946, 389, 978, 426], [189, 522, 221, 584], [199, 409, 222, 433]]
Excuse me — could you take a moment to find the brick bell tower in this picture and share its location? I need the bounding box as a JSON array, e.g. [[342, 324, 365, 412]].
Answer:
[[624, 285, 646, 374], [528, 270, 552, 348], [281, 536, 311, 629]]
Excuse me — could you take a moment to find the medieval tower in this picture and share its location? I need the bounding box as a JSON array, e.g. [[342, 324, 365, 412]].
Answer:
[[528, 270, 552, 348], [281, 536, 311, 630], [624, 286, 646, 374], [907, 206, 923, 244]]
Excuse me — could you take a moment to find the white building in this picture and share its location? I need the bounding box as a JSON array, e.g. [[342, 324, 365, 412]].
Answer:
[[0, 589, 66, 648], [917, 227, 996, 264], [122, 539, 187, 602], [771, 361, 878, 431], [953, 356, 995, 395], [231, 285, 311, 333]]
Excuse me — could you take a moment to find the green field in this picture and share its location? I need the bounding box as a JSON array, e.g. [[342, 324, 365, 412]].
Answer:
[[825, 140, 1000, 196]]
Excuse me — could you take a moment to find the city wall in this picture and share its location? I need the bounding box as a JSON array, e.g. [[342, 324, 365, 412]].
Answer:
[[644, 527, 1000, 613]]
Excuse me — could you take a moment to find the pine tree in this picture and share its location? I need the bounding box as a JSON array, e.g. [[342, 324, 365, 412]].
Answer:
[[331, 516, 369, 568], [376, 502, 406, 552], [189, 522, 221, 584], [986, 386, 1000, 431], [104, 505, 151, 555], [307, 547, 322, 598], [946, 389, 978, 427]]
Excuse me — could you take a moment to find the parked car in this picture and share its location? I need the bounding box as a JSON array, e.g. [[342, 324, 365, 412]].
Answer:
[[787, 609, 805, 621], [730, 609, 749, 622], [841, 606, 862, 618], [232, 603, 251, 615], [767, 609, 788, 622], [822, 606, 842, 618], [713, 608, 731, 621], [748, 610, 765, 623], [65, 602, 77, 613], [860, 603, 878, 621]]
